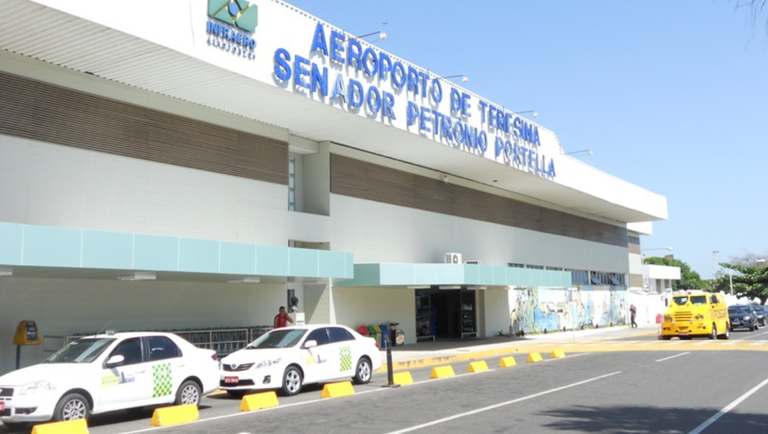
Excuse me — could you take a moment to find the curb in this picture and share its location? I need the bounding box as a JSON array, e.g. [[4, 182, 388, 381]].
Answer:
[[375, 345, 526, 374], [374, 327, 660, 373]]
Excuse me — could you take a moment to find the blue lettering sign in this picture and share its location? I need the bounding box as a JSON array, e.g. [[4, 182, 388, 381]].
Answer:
[[310, 23, 328, 55]]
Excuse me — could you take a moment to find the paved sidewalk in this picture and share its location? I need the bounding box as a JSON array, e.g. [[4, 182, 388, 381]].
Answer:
[[376, 324, 659, 373]]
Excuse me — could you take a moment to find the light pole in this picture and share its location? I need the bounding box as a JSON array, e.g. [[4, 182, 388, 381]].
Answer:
[[729, 272, 733, 295], [712, 250, 719, 279]]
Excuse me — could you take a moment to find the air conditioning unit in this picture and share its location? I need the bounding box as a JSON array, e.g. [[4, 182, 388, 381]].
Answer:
[[445, 252, 462, 264]]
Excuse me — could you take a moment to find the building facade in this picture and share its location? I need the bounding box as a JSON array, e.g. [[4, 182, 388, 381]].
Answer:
[[0, 0, 667, 374]]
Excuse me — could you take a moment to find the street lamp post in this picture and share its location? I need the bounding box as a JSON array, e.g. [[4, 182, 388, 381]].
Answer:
[[729, 272, 733, 295]]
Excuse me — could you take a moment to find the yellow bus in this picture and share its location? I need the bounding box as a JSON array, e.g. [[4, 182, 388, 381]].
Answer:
[[660, 290, 729, 340]]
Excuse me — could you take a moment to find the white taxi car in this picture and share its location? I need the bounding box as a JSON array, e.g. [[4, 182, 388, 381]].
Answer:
[[0, 331, 219, 425], [219, 324, 381, 396]]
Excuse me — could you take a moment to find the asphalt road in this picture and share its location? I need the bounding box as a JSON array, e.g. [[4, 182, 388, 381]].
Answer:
[[4, 328, 768, 434]]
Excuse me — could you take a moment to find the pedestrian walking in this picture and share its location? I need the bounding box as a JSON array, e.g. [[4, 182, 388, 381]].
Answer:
[[630, 304, 638, 328]]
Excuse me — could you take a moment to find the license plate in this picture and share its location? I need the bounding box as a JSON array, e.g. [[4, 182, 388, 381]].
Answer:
[[678, 332, 689, 336], [224, 376, 239, 384]]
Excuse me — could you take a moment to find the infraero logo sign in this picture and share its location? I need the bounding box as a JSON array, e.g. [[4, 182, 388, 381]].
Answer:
[[206, 0, 258, 59], [208, 0, 258, 32]]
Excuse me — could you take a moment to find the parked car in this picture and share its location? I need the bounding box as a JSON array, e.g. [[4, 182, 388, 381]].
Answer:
[[752, 304, 767, 327], [219, 324, 381, 397], [0, 332, 219, 425], [728, 305, 759, 331]]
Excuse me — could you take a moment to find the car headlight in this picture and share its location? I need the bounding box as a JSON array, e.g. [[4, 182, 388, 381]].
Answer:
[[256, 358, 281, 369], [744, 316, 751, 320], [19, 380, 57, 395]]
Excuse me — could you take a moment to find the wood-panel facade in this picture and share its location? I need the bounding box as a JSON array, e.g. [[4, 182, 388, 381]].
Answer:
[[331, 154, 627, 247], [0, 72, 288, 185]]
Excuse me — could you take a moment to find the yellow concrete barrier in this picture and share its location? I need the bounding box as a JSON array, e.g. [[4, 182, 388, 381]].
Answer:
[[430, 366, 455, 379], [31, 419, 89, 434], [550, 349, 566, 359], [527, 352, 543, 363], [150, 404, 199, 427], [321, 381, 355, 398], [240, 391, 279, 411], [467, 360, 489, 373], [393, 371, 414, 385], [498, 356, 517, 368]]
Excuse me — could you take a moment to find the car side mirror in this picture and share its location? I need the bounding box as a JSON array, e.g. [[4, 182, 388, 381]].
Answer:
[[105, 354, 125, 367], [303, 340, 317, 349]]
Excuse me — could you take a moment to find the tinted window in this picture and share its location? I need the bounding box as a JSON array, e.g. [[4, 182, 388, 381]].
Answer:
[[147, 336, 181, 361], [110, 338, 144, 366], [328, 327, 354, 343], [690, 296, 707, 306], [305, 328, 330, 346]]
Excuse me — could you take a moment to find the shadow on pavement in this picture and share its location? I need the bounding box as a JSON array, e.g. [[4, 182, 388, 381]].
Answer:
[[538, 404, 768, 433]]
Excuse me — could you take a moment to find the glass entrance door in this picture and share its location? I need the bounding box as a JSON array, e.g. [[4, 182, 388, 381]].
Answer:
[[414, 288, 476, 339], [460, 290, 476, 338]]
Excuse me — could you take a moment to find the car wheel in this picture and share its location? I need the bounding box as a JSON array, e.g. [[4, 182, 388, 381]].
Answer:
[[709, 325, 717, 340], [281, 365, 303, 396], [718, 324, 730, 340], [661, 336, 671, 341], [53, 393, 90, 421], [175, 380, 202, 406], [353, 357, 372, 384], [226, 390, 246, 398]]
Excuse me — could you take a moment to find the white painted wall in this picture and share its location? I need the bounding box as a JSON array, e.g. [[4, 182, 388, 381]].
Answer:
[[0, 134, 300, 245], [627, 291, 666, 328], [0, 135, 630, 275], [482, 289, 512, 336], [332, 286, 415, 344], [0, 277, 284, 375], [329, 195, 629, 272]]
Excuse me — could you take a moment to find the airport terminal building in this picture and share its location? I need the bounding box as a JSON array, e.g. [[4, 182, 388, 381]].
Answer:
[[0, 0, 667, 374]]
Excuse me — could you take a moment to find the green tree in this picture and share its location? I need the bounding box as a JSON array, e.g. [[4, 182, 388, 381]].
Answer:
[[643, 256, 705, 291], [717, 256, 768, 304]]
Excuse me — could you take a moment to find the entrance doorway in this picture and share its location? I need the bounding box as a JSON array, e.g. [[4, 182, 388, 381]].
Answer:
[[415, 288, 476, 340]]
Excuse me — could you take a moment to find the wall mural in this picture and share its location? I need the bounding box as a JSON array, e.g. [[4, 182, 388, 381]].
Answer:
[[509, 286, 627, 335]]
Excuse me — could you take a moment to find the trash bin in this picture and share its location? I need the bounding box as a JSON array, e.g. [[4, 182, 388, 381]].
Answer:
[[367, 324, 380, 346], [393, 329, 405, 346], [388, 322, 401, 347], [379, 323, 389, 348], [356, 325, 370, 337]]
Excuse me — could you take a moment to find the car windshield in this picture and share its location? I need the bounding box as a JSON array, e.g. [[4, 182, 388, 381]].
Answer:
[[690, 296, 707, 305], [45, 337, 115, 363], [729, 306, 751, 314], [246, 329, 306, 349], [672, 295, 707, 306]]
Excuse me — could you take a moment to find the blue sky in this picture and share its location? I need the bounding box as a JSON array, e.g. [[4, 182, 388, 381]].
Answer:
[[284, 0, 768, 279]]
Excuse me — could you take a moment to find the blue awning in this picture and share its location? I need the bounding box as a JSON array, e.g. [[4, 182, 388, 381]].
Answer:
[[335, 263, 572, 288]]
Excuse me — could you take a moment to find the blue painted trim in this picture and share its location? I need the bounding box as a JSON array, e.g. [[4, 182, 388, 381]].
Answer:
[[335, 263, 572, 288], [0, 222, 353, 279]]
